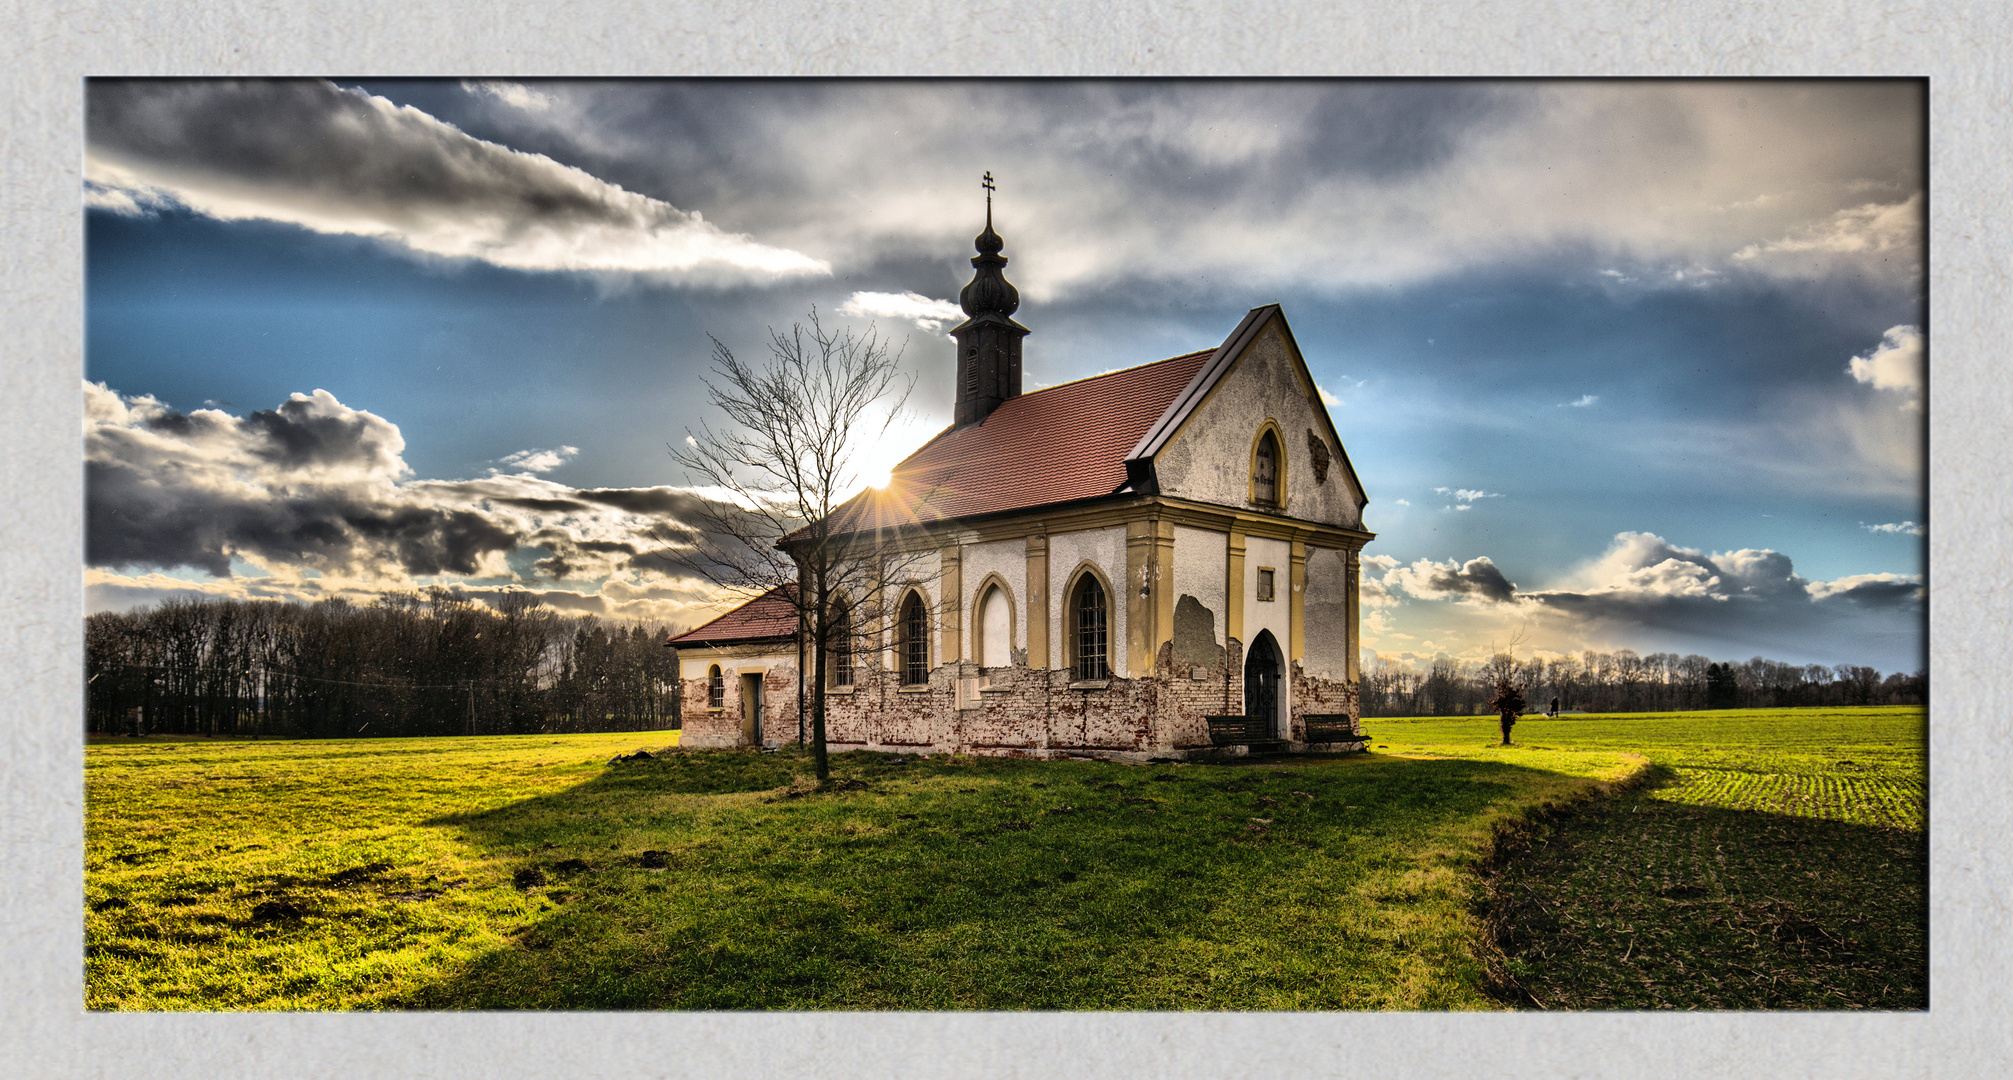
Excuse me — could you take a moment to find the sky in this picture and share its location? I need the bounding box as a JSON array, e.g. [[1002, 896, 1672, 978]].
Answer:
[[82, 78, 1926, 673]]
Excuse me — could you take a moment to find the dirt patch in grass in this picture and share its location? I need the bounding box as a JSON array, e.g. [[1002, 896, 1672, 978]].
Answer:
[[1478, 768, 1926, 1010]]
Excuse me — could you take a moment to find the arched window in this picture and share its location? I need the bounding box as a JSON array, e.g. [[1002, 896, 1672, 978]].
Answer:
[[828, 600, 853, 688], [707, 664, 724, 709], [977, 583, 1011, 669], [899, 591, 930, 685], [1253, 428, 1281, 506], [1069, 572, 1111, 682]]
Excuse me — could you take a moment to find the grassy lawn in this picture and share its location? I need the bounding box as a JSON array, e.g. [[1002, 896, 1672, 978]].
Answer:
[[86, 730, 1640, 1010], [1371, 706, 1927, 1010]]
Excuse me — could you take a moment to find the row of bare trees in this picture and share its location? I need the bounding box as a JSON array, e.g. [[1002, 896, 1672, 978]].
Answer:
[[1361, 649, 1926, 717], [85, 590, 681, 738]]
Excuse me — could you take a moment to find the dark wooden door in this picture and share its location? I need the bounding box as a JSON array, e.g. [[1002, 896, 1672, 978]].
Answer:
[[1245, 630, 1282, 737]]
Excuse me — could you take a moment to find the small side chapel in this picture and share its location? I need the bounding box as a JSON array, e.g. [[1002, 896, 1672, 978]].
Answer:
[[671, 203, 1375, 760]]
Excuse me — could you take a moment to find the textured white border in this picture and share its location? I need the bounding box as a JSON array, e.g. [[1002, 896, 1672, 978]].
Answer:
[[6, 5, 2006, 1077]]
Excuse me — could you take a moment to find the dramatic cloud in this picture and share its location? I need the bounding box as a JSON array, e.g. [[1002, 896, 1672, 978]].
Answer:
[[85, 80, 830, 281], [838, 290, 964, 332], [1385, 556, 1519, 603], [1364, 531, 1923, 668], [84, 381, 748, 623], [1848, 325, 1924, 396], [493, 81, 1919, 301]]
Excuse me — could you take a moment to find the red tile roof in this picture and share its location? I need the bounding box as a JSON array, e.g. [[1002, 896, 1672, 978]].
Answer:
[[822, 348, 1215, 534], [666, 585, 799, 647]]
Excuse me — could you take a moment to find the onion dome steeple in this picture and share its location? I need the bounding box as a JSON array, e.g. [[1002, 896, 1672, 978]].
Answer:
[[951, 172, 1029, 429]]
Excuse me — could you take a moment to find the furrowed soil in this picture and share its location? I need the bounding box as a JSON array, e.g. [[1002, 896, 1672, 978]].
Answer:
[[1373, 707, 1927, 1010], [85, 730, 1639, 1010]]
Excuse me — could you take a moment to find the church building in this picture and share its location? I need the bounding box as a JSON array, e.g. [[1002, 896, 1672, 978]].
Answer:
[[670, 206, 1374, 760]]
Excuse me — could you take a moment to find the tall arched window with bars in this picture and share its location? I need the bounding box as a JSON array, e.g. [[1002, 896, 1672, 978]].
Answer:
[[1070, 573, 1111, 682], [828, 599, 853, 688], [899, 591, 930, 686], [706, 664, 724, 709]]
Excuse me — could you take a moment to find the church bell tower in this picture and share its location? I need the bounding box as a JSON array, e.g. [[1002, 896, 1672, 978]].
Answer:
[[951, 173, 1029, 429]]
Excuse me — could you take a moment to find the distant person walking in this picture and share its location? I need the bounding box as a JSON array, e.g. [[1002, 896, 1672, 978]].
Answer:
[[1548, 695, 1560, 718]]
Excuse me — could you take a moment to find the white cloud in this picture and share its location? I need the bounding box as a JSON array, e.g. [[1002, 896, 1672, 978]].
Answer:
[[1318, 385, 1343, 406], [462, 80, 554, 112], [86, 80, 830, 282], [1863, 521, 1924, 536], [1561, 394, 1599, 408], [493, 446, 580, 474], [1848, 325, 1924, 395], [837, 290, 964, 332], [1393, 498, 1410, 506]]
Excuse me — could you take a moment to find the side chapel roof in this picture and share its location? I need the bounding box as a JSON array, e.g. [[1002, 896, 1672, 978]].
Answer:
[[666, 584, 799, 647]]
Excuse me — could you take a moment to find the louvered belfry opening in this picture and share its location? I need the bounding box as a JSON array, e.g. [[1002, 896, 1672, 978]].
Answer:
[[900, 592, 930, 686], [1072, 575, 1110, 681], [950, 198, 1030, 429], [1255, 430, 1279, 505]]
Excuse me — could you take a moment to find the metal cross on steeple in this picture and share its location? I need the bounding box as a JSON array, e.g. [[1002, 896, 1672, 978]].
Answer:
[[982, 171, 995, 225]]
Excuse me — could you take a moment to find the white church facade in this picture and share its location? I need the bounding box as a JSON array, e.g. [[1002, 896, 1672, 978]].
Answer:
[[671, 210, 1374, 760]]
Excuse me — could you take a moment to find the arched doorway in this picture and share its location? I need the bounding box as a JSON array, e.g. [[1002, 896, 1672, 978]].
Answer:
[[1245, 629, 1284, 737]]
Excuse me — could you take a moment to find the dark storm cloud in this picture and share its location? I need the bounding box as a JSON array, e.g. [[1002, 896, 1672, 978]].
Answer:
[[85, 79, 827, 279], [84, 381, 726, 591], [1389, 556, 1518, 603]]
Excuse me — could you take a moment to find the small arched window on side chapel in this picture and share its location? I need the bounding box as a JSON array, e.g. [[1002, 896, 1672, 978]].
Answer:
[[1254, 428, 1281, 507], [707, 664, 724, 709]]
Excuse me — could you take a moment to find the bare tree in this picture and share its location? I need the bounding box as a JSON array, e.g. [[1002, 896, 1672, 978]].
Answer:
[[666, 309, 927, 784]]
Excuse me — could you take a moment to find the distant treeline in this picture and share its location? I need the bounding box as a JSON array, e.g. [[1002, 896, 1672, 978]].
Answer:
[[1360, 649, 1926, 717], [86, 591, 682, 738]]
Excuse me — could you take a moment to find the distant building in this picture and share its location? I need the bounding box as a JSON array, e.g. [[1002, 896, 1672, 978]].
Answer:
[[669, 210, 1374, 760]]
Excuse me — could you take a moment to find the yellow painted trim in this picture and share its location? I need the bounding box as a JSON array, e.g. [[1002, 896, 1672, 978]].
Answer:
[[1125, 519, 1154, 676], [1025, 532, 1049, 669], [1225, 528, 1246, 645], [939, 546, 962, 663]]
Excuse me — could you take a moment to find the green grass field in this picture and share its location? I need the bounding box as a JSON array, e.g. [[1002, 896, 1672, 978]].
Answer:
[[84, 706, 1923, 1011]]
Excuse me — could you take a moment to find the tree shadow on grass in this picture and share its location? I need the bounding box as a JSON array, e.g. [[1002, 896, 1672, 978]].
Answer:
[[392, 749, 1608, 1010], [1481, 765, 1928, 1011]]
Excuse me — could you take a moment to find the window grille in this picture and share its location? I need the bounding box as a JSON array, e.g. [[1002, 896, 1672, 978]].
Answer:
[[1073, 575, 1110, 681], [707, 664, 724, 708], [901, 593, 929, 685], [830, 603, 853, 687]]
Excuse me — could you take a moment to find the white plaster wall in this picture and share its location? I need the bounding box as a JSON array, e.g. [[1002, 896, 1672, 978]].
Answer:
[[959, 537, 1026, 661], [1151, 323, 1365, 529], [1243, 534, 1292, 727], [680, 651, 794, 682], [1302, 546, 1351, 680], [1048, 525, 1129, 678], [1172, 525, 1228, 646]]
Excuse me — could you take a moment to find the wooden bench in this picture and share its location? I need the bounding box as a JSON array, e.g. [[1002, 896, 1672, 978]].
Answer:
[[1302, 714, 1364, 744], [1205, 715, 1288, 752]]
